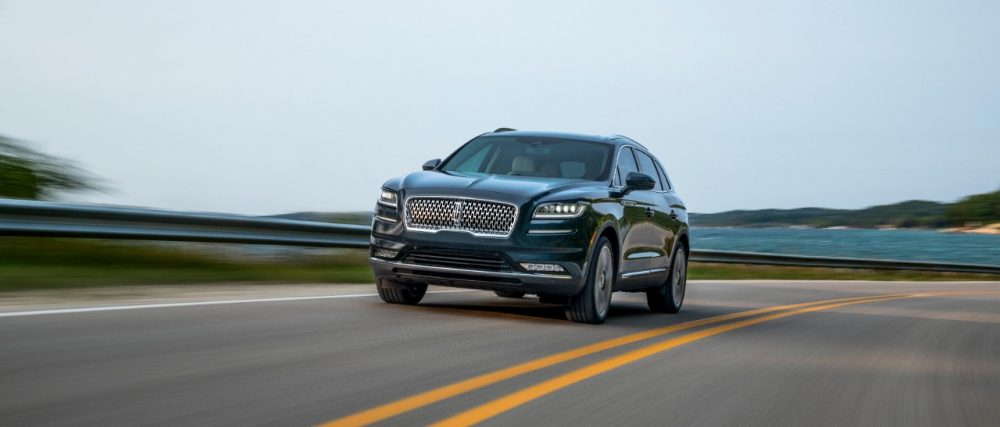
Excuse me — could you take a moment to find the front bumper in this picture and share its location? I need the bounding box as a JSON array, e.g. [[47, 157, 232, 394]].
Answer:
[[370, 195, 596, 295], [370, 257, 586, 295]]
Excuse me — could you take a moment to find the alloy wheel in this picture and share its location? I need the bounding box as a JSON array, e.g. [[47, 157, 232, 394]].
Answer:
[[594, 245, 614, 317], [671, 249, 687, 306]]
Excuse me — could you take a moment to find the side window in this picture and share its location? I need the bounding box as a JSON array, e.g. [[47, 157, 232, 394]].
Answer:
[[634, 150, 663, 191], [615, 147, 639, 186], [654, 160, 672, 190]]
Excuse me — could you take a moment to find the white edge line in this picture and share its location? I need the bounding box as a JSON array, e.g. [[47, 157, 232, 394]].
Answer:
[[0, 289, 477, 318]]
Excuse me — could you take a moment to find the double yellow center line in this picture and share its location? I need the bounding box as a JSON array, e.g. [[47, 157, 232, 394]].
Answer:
[[322, 292, 921, 427]]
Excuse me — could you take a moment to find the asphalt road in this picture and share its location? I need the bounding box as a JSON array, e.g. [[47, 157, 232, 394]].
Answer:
[[2, 280, 999, 426]]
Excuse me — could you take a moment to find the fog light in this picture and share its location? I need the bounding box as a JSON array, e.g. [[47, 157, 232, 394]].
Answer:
[[520, 263, 566, 273], [374, 248, 399, 259]]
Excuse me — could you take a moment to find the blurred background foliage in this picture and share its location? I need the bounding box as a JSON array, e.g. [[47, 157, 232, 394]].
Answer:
[[948, 190, 1000, 226], [0, 133, 996, 291], [689, 189, 999, 228], [0, 134, 101, 200], [0, 237, 374, 291]]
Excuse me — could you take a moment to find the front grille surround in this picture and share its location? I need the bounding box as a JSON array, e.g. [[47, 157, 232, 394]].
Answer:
[[404, 196, 519, 238]]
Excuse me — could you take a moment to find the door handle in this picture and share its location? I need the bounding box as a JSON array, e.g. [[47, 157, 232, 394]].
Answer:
[[645, 207, 655, 218], [669, 210, 678, 219]]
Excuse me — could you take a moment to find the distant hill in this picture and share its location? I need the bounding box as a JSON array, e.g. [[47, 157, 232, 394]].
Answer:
[[947, 190, 1000, 227], [692, 190, 999, 229], [268, 189, 999, 230]]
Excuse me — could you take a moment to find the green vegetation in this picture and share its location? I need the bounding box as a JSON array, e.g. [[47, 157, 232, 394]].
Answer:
[[1, 133, 995, 289], [0, 134, 101, 199], [687, 263, 998, 281], [690, 189, 1000, 228], [948, 190, 1000, 226], [0, 238, 995, 292], [277, 192, 1000, 230], [0, 238, 373, 291]]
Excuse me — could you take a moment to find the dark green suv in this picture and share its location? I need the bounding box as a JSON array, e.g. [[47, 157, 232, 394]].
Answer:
[[370, 129, 689, 323]]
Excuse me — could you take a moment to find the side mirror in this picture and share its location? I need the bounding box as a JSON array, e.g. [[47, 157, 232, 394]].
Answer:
[[625, 172, 656, 192], [422, 159, 441, 171]]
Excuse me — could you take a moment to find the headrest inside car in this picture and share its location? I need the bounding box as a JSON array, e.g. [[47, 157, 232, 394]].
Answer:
[[511, 156, 536, 174]]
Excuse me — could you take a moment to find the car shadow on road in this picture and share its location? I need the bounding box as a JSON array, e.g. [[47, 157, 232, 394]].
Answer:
[[415, 294, 681, 325]]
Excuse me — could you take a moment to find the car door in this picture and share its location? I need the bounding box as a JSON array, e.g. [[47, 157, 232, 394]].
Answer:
[[613, 147, 661, 289], [654, 158, 686, 252], [633, 149, 676, 285]]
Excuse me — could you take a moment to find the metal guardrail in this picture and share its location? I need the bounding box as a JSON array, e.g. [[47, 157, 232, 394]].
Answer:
[[2, 198, 999, 275], [690, 250, 1000, 275], [0, 199, 371, 248]]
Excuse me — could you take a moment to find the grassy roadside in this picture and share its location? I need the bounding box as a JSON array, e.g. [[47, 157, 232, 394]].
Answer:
[[1, 238, 997, 292], [687, 263, 999, 281], [0, 238, 374, 291]]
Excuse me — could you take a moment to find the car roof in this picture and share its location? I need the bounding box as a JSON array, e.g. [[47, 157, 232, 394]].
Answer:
[[482, 129, 643, 148]]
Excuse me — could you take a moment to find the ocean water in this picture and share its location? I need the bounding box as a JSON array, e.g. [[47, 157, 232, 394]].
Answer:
[[691, 227, 1000, 266]]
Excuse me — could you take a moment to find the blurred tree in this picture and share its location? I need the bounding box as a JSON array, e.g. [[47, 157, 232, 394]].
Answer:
[[947, 189, 1000, 226], [0, 134, 101, 199]]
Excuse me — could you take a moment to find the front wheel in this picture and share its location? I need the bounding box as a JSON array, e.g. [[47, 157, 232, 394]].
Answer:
[[646, 246, 687, 313], [565, 237, 615, 324], [376, 278, 427, 305]]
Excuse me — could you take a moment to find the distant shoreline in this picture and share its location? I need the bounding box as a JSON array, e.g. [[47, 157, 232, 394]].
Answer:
[[689, 190, 999, 231], [692, 223, 1000, 235], [939, 223, 1000, 235]]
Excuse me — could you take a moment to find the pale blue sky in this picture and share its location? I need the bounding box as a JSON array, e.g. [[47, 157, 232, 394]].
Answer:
[[1, 0, 997, 214]]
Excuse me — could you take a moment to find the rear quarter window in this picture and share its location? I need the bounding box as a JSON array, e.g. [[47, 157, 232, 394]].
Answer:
[[654, 160, 672, 190]]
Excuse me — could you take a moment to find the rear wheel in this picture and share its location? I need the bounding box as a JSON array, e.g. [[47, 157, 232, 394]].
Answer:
[[376, 278, 427, 305], [566, 237, 615, 324], [646, 246, 687, 313], [494, 289, 526, 299]]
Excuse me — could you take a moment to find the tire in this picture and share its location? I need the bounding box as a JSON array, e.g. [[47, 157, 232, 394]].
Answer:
[[646, 246, 687, 313], [565, 237, 615, 324], [376, 278, 427, 305], [494, 289, 526, 299]]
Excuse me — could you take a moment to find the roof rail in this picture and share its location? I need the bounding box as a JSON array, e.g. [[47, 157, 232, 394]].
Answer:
[[609, 134, 646, 149], [493, 127, 517, 133]]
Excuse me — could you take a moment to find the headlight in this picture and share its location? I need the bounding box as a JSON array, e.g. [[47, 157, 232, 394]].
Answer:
[[533, 202, 587, 219], [378, 189, 398, 208]]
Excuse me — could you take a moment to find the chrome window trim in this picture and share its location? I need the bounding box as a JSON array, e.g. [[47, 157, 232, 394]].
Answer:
[[630, 146, 665, 192], [610, 143, 675, 194], [652, 158, 673, 191], [609, 144, 638, 190], [403, 195, 519, 238]]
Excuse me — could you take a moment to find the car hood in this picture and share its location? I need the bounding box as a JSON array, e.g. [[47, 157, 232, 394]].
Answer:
[[399, 171, 598, 201]]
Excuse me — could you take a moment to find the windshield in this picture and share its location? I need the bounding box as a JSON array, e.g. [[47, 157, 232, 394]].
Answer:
[[438, 136, 613, 181]]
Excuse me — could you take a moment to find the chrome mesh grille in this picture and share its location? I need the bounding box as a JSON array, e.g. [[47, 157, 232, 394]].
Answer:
[[405, 197, 517, 237]]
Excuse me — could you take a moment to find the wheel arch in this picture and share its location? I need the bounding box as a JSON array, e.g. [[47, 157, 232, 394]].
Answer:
[[594, 221, 621, 275], [675, 231, 690, 256]]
